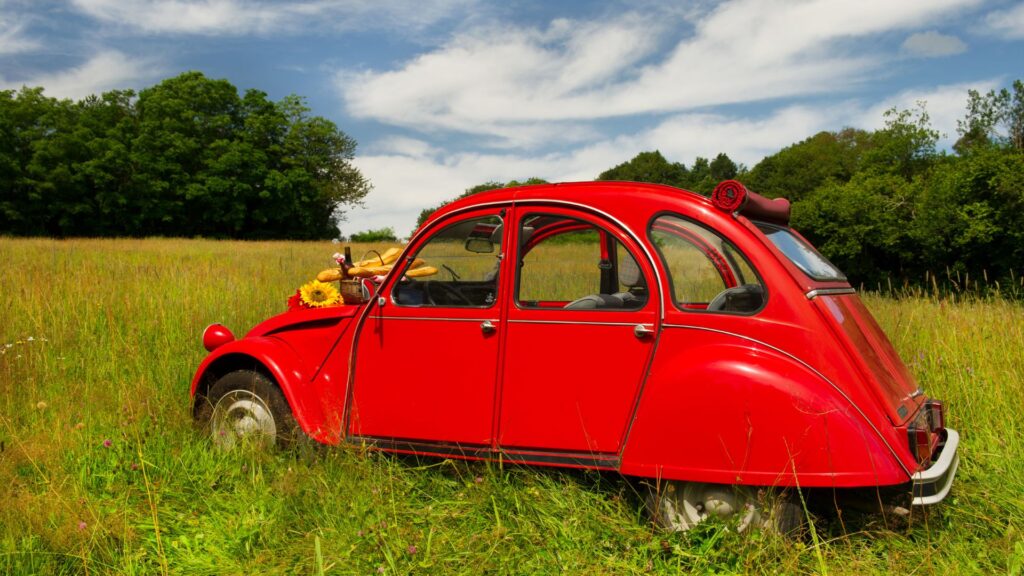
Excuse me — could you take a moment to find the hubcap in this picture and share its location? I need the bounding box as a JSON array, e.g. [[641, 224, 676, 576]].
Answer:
[[210, 389, 277, 450], [657, 482, 761, 531]]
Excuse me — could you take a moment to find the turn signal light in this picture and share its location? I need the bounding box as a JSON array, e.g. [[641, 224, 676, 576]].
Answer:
[[925, 399, 945, 431], [203, 323, 235, 352]]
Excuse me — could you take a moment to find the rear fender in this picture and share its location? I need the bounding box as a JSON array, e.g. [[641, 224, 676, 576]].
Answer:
[[191, 337, 332, 443], [620, 339, 910, 487]]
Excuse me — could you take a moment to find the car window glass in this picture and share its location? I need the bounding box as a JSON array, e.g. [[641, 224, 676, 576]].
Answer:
[[393, 214, 503, 308], [517, 214, 647, 310], [650, 215, 765, 314], [755, 223, 847, 282]]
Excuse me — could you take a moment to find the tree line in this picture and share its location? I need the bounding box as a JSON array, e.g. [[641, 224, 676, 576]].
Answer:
[[0, 72, 370, 239], [422, 81, 1024, 287]]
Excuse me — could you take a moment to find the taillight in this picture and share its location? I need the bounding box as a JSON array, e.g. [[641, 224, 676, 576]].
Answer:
[[925, 399, 945, 431], [907, 398, 946, 466]]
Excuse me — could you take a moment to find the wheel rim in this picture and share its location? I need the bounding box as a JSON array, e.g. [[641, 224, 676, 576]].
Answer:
[[657, 482, 760, 531], [210, 389, 277, 450]]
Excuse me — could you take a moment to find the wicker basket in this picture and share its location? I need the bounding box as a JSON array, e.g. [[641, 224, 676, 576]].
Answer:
[[339, 278, 368, 304]]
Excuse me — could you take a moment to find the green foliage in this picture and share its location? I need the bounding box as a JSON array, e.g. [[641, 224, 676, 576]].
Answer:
[[745, 128, 872, 200], [348, 227, 398, 242], [598, 150, 690, 187], [956, 80, 1024, 153], [0, 72, 370, 239]]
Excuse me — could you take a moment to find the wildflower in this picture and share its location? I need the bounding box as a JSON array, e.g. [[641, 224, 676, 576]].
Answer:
[[377, 567, 385, 574], [407, 545, 417, 555], [74, 422, 85, 430], [357, 530, 364, 537], [77, 521, 87, 531], [474, 476, 483, 484], [36, 401, 47, 410], [130, 463, 139, 471], [102, 439, 112, 448], [26, 336, 34, 342]]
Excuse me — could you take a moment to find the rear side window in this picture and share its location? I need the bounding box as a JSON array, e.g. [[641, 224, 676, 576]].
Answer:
[[755, 223, 846, 282], [650, 215, 765, 314]]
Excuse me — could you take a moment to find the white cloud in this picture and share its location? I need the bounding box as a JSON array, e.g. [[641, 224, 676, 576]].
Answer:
[[350, 78, 1001, 235], [901, 31, 967, 57], [981, 3, 1024, 39], [69, 0, 474, 36], [340, 0, 983, 145], [0, 12, 40, 54], [0, 50, 162, 99]]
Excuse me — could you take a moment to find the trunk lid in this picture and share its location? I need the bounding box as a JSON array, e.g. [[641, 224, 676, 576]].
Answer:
[[814, 293, 923, 424]]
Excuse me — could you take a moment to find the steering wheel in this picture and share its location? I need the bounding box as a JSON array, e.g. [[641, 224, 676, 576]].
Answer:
[[424, 281, 473, 306]]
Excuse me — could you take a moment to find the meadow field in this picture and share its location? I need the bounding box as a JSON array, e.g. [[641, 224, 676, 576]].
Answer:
[[1, 237, 1022, 575]]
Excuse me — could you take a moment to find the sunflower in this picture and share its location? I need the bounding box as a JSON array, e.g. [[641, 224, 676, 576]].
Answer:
[[299, 280, 343, 308]]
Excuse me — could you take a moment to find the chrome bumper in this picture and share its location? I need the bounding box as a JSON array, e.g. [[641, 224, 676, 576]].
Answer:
[[911, 428, 960, 506]]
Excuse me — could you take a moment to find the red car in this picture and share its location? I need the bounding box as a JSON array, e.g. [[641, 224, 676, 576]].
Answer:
[[191, 180, 959, 531]]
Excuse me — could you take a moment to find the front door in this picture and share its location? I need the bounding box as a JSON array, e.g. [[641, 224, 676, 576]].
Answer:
[[498, 208, 659, 455], [349, 209, 507, 447]]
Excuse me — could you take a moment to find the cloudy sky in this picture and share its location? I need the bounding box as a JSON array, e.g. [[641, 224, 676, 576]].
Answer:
[[2, 0, 1023, 236]]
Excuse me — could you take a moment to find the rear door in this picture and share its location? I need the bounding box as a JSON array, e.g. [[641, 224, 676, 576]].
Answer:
[[497, 208, 659, 457]]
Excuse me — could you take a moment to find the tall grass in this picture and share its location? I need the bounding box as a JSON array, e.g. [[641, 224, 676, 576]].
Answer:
[[1, 237, 1022, 574]]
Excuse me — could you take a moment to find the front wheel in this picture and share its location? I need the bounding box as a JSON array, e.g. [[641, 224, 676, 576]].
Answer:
[[194, 370, 300, 450], [647, 481, 805, 535]]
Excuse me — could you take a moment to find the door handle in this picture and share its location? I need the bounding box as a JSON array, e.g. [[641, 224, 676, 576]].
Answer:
[[633, 324, 655, 338], [481, 320, 497, 334]]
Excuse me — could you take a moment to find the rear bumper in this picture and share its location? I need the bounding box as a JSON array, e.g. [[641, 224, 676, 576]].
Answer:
[[911, 428, 960, 506]]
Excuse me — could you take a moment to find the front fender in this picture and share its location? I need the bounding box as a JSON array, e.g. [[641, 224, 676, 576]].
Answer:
[[191, 336, 331, 442], [620, 333, 909, 487]]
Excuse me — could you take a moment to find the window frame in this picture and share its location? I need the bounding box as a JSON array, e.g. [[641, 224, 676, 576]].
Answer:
[[390, 212, 505, 310], [647, 211, 768, 316], [512, 211, 651, 312]]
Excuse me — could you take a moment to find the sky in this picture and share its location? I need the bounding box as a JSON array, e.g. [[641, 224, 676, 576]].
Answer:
[[2, 0, 1023, 237]]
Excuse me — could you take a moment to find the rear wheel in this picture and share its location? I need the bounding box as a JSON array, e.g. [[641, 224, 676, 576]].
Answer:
[[647, 481, 805, 535], [194, 370, 300, 450]]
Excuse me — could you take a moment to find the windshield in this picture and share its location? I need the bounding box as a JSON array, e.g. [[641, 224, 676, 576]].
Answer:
[[756, 223, 847, 282]]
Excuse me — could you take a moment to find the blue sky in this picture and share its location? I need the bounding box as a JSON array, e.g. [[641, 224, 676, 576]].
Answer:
[[2, 0, 1023, 237]]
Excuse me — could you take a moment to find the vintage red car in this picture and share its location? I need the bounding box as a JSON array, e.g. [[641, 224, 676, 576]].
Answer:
[[191, 180, 959, 531]]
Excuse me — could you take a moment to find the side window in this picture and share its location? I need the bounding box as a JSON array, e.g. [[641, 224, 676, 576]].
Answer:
[[650, 215, 765, 314], [516, 214, 648, 310], [393, 214, 503, 308]]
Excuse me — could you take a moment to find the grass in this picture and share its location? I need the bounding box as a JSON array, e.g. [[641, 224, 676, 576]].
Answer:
[[0, 236, 1022, 575]]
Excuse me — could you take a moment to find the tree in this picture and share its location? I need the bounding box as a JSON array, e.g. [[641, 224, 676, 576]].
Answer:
[[955, 80, 1024, 153], [0, 71, 369, 239], [597, 151, 690, 188], [745, 128, 871, 200], [349, 227, 397, 242]]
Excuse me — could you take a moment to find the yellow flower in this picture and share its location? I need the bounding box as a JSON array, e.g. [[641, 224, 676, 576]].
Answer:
[[299, 280, 342, 308]]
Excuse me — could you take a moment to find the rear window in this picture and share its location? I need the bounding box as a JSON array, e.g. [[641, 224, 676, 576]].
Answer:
[[756, 223, 846, 282]]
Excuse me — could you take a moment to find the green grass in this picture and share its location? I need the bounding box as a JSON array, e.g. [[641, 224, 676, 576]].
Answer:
[[1, 237, 1022, 575]]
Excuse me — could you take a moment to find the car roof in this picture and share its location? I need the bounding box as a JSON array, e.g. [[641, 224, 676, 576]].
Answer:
[[431, 181, 712, 224]]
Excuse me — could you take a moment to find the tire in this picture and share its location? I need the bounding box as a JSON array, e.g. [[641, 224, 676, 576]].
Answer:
[[194, 370, 301, 450], [647, 480, 807, 536]]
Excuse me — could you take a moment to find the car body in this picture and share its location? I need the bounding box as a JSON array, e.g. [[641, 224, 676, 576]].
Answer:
[[191, 180, 959, 528]]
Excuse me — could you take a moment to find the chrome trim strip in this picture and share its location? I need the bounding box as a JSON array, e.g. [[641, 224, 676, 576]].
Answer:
[[661, 323, 912, 476], [806, 287, 856, 299], [379, 316, 498, 323], [508, 319, 641, 327]]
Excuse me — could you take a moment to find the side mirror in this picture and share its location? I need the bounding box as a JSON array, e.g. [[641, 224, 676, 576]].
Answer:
[[465, 237, 495, 253]]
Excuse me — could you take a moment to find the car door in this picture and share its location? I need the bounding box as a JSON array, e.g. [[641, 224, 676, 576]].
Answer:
[[349, 209, 508, 447], [497, 208, 660, 457]]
